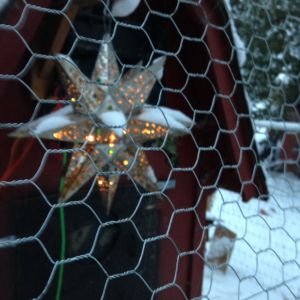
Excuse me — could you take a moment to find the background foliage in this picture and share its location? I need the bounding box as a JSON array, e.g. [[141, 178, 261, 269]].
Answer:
[[228, 0, 300, 120]]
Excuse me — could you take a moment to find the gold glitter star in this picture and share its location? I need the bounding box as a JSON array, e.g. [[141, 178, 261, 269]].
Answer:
[[12, 34, 193, 212]]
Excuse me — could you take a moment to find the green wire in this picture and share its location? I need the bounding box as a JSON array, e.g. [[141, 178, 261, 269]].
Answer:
[[62, 151, 68, 165], [55, 153, 67, 300]]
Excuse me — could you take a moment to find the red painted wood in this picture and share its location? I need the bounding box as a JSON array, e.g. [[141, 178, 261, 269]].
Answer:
[[0, 2, 52, 299], [280, 133, 300, 173], [0, 1, 269, 299], [163, 1, 268, 298], [186, 0, 268, 201]]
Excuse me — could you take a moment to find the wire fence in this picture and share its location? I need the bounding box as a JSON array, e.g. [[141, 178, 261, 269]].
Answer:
[[0, 0, 299, 299]]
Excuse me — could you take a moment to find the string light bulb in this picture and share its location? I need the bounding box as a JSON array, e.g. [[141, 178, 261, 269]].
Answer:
[[86, 134, 95, 142], [109, 133, 116, 147]]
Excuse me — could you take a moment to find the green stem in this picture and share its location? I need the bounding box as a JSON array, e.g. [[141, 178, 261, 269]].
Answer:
[[56, 207, 66, 300], [55, 153, 67, 300]]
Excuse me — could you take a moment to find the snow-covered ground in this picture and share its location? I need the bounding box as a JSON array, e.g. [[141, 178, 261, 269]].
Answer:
[[203, 172, 300, 300]]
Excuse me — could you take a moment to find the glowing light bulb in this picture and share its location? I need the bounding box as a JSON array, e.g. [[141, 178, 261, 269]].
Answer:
[[86, 135, 95, 142], [109, 181, 114, 186], [109, 134, 117, 147], [109, 134, 116, 142], [98, 179, 104, 186], [71, 97, 77, 102], [108, 149, 114, 156], [123, 160, 129, 166]]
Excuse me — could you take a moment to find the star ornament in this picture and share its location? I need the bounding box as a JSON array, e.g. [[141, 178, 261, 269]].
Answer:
[[12, 35, 193, 212]]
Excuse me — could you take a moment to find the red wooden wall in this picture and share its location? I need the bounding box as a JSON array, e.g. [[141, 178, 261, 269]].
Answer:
[[0, 1, 267, 299]]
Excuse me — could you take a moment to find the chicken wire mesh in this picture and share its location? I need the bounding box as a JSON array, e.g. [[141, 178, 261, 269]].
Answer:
[[0, 0, 299, 299]]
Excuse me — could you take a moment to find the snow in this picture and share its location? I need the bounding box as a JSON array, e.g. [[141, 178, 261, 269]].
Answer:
[[203, 172, 300, 299], [34, 115, 74, 134], [254, 125, 268, 147], [149, 56, 166, 80], [146, 166, 157, 183], [224, 0, 247, 67], [32, 106, 74, 134], [137, 106, 193, 132], [253, 102, 267, 111], [254, 120, 300, 133], [99, 110, 126, 137], [111, 0, 141, 17], [207, 236, 235, 259], [51, 105, 73, 116], [159, 106, 193, 127], [276, 73, 291, 85]]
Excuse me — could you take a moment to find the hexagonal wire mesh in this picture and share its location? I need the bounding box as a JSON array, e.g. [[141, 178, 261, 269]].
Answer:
[[0, 0, 300, 299]]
